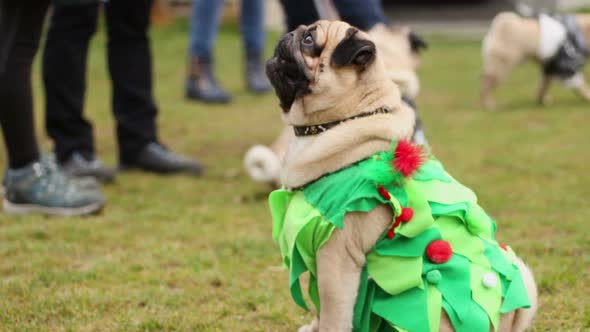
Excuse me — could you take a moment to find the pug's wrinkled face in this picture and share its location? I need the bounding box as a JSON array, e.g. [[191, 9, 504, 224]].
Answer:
[[266, 20, 378, 113]]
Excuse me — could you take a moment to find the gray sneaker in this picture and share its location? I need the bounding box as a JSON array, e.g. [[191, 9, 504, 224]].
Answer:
[[41, 154, 100, 190], [1, 155, 99, 194], [3, 159, 105, 216], [61, 152, 116, 183]]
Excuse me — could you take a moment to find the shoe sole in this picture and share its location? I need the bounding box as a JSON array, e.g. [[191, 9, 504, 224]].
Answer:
[[185, 92, 231, 104], [65, 171, 116, 184], [3, 199, 104, 217], [118, 164, 204, 176]]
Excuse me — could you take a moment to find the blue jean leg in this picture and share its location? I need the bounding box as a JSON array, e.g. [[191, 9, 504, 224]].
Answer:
[[189, 0, 224, 58], [240, 0, 265, 56]]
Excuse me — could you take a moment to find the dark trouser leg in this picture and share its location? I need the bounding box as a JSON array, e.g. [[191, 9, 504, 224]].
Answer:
[[279, 0, 319, 32], [105, 0, 158, 164], [334, 0, 387, 30], [0, 0, 49, 169], [43, 3, 99, 162], [279, 0, 386, 32]]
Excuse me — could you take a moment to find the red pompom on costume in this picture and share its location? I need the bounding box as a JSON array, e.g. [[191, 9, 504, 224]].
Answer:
[[426, 240, 453, 263], [386, 207, 414, 239], [380, 141, 424, 240], [393, 140, 425, 177], [399, 207, 413, 223]]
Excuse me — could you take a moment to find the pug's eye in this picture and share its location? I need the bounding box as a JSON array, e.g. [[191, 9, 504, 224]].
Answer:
[[302, 34, 314, 47]]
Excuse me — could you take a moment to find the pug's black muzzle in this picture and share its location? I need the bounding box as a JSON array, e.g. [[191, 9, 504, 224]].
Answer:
[[266, 32, 311, 112]]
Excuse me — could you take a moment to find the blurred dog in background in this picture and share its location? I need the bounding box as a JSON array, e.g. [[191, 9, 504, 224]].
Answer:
[[481, 12, 590, 110]]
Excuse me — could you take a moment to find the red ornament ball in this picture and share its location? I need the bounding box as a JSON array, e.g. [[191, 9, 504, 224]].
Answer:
[[399, 207, 414, 222], [426, 240, 453, 264]]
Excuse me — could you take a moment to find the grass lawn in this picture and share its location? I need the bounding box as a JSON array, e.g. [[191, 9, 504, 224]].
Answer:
[[0, 19, 589, 331]]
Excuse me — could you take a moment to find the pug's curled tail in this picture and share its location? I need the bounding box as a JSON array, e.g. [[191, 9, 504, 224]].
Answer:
[[244, 145, 281, 184]]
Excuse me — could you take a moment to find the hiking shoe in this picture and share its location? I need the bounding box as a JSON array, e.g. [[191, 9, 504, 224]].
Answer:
[[61, 152, 116, 183], [120, 142, 204, 176], [185, 56, 232, 103], [3, 159, 105, 216], [246, 52, 272, 93]]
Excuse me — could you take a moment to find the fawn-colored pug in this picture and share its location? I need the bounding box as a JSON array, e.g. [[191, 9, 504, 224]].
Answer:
[[481, 12, 590, 109], [267, 20, 537, 332]]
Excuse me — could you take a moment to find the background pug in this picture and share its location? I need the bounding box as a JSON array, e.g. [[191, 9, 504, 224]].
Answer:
[[267, 21, 537, 331], [481, 12, 590, 110], [369, 23, 424, 100], [244, 24, 426, 188]]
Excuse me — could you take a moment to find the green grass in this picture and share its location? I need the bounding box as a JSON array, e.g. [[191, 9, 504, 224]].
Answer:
[[0, 20, 589, 331]]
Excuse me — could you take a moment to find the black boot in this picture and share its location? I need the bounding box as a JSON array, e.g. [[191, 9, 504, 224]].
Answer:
[[185, 56, 232, 104], [245, 51, 271, 94]]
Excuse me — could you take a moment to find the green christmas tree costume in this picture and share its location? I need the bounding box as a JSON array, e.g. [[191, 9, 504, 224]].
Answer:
[[269, 140, 531, 332]]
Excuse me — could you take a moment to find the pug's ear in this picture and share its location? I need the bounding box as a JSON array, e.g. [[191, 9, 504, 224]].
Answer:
[[408, 31, 428, 54], [331, 28, 376, 68]]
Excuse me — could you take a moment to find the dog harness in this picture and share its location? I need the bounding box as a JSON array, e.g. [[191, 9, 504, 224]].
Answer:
[[539, 14, 589, 82], [269, 140, 531, 332]]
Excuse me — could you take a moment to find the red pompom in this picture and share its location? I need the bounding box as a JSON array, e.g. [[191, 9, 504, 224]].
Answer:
[[499, 244, 508, 251], [399, 207, 414, 223], [377, 186, 391, 200], [426, 240, 453, 264], [387, 207, 414, 239], [387, 218, 403, 239], [393, 140, 425, 177]]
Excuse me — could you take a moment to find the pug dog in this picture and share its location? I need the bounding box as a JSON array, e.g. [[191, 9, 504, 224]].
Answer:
[[267, 20, 538, 332], [481, 12, 590, 110], [244, 24, 427, 188]]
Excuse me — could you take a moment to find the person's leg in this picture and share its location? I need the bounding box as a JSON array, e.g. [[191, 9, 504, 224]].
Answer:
[[0, 1, 45, 169], [279, 0, 319, 32], [42, 3, 100, 163], [0, 0, 105, 216], [334, 0, 387, 30], [104, 0, 158, 164], [185, 0, 232, 103], [106, 0, 202, 176], [279, 0, 385, 31], [189, 0, 224, 59], [241, 0, 265, 56], [241, 0, 271, 93]]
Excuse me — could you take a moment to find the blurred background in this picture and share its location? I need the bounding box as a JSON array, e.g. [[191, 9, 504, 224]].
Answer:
[[156, 0, 590, 35], [1, 0, 589, 330]]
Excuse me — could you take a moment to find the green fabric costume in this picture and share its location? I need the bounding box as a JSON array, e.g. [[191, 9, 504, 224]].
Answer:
[[269, 140, 531, 332]]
